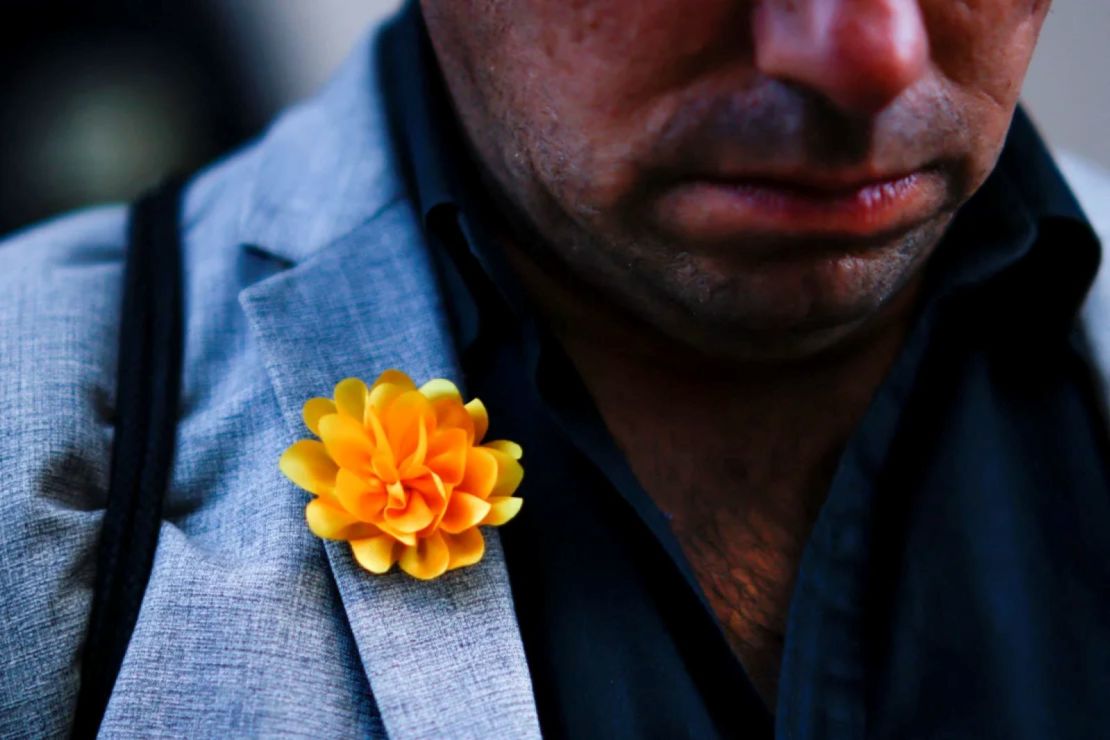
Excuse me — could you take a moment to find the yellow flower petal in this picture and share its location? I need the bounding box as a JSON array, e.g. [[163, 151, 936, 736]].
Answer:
[[464, 398, 489, 444], [425, 428, 468, 486], [406, 473, 449, 533], [397, 417, 429, 478], [419, 378, 461, 403], [444, 528, 485, 570], [368, 370, 417, 417], [334, 377, 369, 421], [376, 521, 418, 547], [333, 467, 387, 520], [279, 440, 338, 495], [303, 397, 337, 437], [487, 447, 525, 498], [373, 369, 417, 391], [431, 397, 475, 442], [318, 413, 375, 478], [484, 439, 522, 460], [440, 491, 492, 534], [383, 390, 435, 461], [362, 404, 386, 445], [372, 452, 400, 485], [398, 531, 450, 580], [306, 498, 377, 540], [481, 495, 523, 526], [459, 446, 498, 499], [350, 534, 399, 574], [384, 491, 435, 533], [368, 381, 412, 418], [282, 370, 523, 580]]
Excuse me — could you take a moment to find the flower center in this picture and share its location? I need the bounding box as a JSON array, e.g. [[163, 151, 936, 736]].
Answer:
[[386, 480, 407, 508]]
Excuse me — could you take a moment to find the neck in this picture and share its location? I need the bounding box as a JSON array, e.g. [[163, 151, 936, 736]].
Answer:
[[499, 229, 920, 517], [499, 233, 919, 705], [553, 290, 914, 515]]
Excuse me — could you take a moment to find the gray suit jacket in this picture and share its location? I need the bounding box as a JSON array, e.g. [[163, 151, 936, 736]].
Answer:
[[1, 21, 1108, 739]]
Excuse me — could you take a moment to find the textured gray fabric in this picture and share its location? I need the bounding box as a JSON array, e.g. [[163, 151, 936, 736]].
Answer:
[[0, 20, 539, 740], [0, 207, 125, 740], [240, 202, 541, 740]]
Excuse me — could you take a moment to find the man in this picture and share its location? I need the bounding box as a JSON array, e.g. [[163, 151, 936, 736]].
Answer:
[[2, 0, 1109, 737]]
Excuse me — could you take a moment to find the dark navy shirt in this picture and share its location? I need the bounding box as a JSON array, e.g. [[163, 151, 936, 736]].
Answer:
[[378, 5, 1110, 738]]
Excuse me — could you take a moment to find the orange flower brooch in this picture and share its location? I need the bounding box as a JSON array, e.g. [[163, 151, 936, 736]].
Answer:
[[279, 369, 523, 580]]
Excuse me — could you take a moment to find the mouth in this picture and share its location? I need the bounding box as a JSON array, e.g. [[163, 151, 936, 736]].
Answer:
[[653, 167, 947, 251]]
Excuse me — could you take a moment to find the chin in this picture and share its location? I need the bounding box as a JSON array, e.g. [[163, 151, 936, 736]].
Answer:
[[651, 236, 930, 362], [672, 304, 890, 365]]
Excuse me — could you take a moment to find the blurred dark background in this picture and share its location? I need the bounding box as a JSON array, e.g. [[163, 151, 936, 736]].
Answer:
[[0, 1, 268, 233], [0, 1, 1105, 235]]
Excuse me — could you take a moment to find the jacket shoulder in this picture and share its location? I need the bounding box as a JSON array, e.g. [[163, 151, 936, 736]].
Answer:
[[0, 205, 132, 735], [0, 203, 131, 414], [0, 203, 128, 274]]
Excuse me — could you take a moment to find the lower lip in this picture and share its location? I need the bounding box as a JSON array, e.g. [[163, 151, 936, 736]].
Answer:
[[655, 171, 944, 245]]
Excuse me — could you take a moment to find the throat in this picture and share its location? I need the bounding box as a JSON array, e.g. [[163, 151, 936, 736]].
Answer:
[[555, 314, 910, 710], [627, 414, 841, 707], [669, 498, 819, 708]]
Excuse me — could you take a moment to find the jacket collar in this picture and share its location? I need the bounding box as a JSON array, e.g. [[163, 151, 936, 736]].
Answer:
[[234, 18, 541, 740], [234, 26, 405, 266]]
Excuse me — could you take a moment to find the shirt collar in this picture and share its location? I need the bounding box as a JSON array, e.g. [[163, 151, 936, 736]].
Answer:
[[379, 1, 461, 218], [380, 0, 1102, 353], [928, 108, 1102, 332], [382, 1, 531, 356]]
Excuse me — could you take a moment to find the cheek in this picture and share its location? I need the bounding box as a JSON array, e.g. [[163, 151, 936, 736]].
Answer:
[[513, 1, 750, 210], [922, 0, 1048, 109], [526, 1, 746, 114], [919, 0, 1049, 187]]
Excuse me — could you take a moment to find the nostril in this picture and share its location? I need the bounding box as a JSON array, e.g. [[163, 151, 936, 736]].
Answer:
[[754, 0, 930, 116]]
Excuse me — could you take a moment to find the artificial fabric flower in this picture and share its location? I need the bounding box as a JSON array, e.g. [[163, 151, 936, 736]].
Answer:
[[279, 369, 523, 580]]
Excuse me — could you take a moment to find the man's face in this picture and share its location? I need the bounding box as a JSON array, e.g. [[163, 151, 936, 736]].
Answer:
[[421, 0, 1052, 359]]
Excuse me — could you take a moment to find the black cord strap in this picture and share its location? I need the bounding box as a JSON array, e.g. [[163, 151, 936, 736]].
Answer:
[[72, 178, 186, 739]]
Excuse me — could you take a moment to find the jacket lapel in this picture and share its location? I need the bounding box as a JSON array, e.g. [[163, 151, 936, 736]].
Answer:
[[240, 199, 541, 739]]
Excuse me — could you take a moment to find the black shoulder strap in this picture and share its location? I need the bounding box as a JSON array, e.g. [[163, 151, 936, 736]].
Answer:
[[71, 178, 187, 739]]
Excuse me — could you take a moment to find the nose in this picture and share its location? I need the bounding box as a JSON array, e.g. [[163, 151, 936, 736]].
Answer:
[[753, 0, 929, 116]]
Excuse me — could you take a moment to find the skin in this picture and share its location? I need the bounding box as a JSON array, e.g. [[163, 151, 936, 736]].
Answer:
[[422, 0, 1052, 706]]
